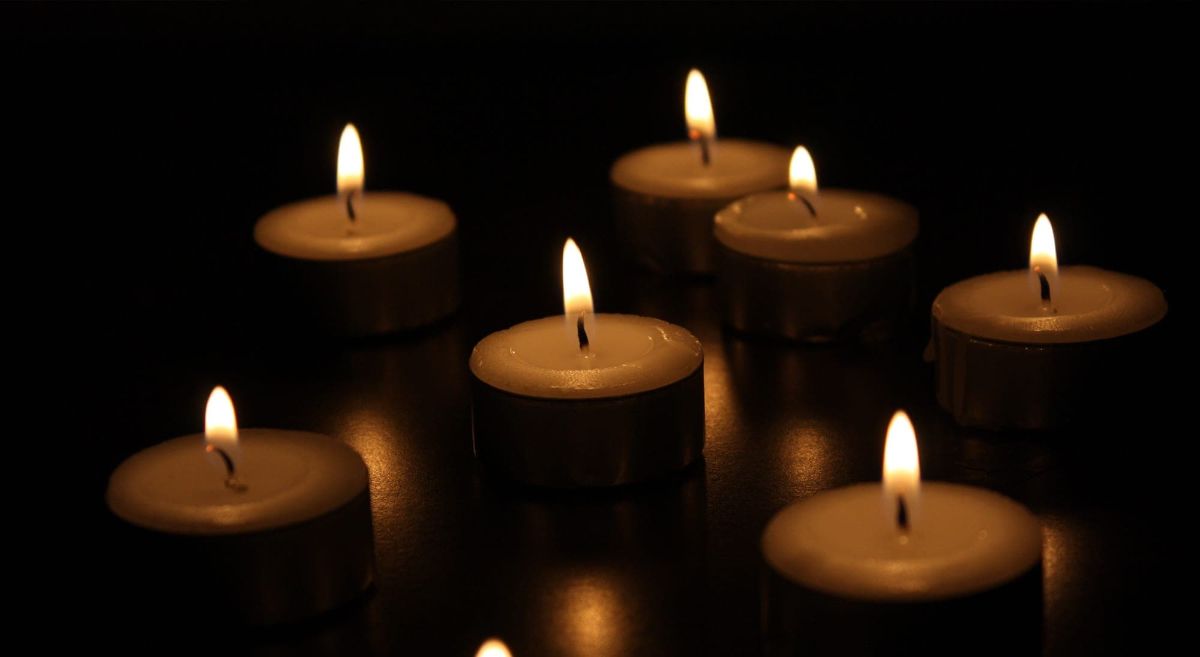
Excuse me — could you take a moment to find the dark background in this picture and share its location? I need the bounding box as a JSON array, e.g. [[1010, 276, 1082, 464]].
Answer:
[[9, 3, 1188, 655]]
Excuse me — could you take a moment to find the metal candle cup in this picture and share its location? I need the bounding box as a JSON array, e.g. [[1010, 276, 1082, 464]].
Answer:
[[471, 363, 704, 488], [254, 124, 460, 336], [470, 240, 705, 488], [257, 225, 459, 336], [107, 428, 376, 625], [718, 243, 914, 342], [929, 214, 1167, 430], [714, 163, 918, 342], [610, 70, 789, 275], [761, 413, 1042, 656]]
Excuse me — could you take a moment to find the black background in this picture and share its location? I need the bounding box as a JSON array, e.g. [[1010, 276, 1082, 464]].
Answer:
[[10, 3, 1189, 656]]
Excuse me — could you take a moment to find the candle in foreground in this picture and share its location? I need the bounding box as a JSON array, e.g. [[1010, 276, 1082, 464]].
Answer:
[[470, 239, 704, 487], [610, 69, 789, 274], [106, 387, 375, 625], [761, 412, 1042, 656], [254, 123, 459, 335], [929, 213, 1167, 429], [715, 146, 918, 341]]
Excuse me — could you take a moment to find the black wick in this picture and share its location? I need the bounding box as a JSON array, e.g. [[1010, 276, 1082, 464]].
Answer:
[[789, 191, 818, 217], [691, 129, 711, 167], [206, 445, 246, 491], [897, 494, 910, 532], [1037, 270, 1052, 304], [345, 193, 357, 223], [576, 314, 590, 353]]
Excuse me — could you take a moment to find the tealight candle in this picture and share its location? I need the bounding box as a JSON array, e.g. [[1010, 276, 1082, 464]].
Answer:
[[106, 387, 375, 625], [470, 239, 704, 487], [761, 412, 1042, 656], [929, 213, 1167, 429], [715, 146, 919, 341], [254, 123, 459, 335], [611, 69, 789, 274]]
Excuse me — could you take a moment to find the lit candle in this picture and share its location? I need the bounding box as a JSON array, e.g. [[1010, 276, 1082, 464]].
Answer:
[[611, 69, 789, 274], [106, 386, 375, 624], [254, 123, 459, 335], [715, 146, 919, 341], [476, 639, 513, 657], [761, 412, 1042, 656], [470, 239, 704, 487], [929, 213, 1167, 429]]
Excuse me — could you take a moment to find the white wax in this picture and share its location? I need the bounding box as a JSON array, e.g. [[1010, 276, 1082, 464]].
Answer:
[[763, 482, 1041, 602], [610, 139, 789, 199], [933, 266, 1167, 344], [107, 429, 368, 535], [254, 191, 456, 261], [714, 189, 918, 263], [470, 314, 703, 399]]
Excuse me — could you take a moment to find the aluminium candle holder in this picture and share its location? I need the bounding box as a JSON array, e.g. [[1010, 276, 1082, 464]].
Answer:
[[471, 364, 705, 488], [111, 481, 375, 626], [612, 186, 734, 276], [761, 561, 1043, 657], [928, 317, 1162, 430], [717, 244, 915, 342], [259, 229, 460, 337]]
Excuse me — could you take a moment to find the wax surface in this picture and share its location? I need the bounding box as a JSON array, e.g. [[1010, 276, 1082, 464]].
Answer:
[[715, 189, 918, 262], [107, 429, 368, 535], [933, 266, 1167, 344], [610, 139, 789, 199], [254, 191, 456, 261], [470, 314, 703, 399], [763, 482, 1041, 602]]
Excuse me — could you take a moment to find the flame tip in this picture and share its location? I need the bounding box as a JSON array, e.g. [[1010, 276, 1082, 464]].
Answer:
[[684, 69, 716, 141], [562, 239, 594, 317], [788, 145, 818, 193]]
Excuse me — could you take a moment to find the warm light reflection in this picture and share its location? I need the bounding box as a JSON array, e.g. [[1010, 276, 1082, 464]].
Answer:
[[788, 146, 818, 194], [476, 638, 513, 657], [883, 410, 920, 527], [684, 69, 716, 142], [562, 238, 594, 317], [1029, 212, 1060, 305], [204, 385, 240, 470], [337, 123, 364, 200], [561, 575, 621, 656]]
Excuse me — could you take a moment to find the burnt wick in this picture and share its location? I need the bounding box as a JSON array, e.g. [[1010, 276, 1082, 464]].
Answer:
[[788, 192, 817, 217], [1038, 271, 1051, 304], [206, 445, 246, 492], [576, 314, 591, 353]]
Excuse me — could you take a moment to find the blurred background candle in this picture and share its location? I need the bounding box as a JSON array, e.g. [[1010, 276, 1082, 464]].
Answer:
[[761, 411, 1043, 656], [254, 123, 460, 336], [470, 239, 704, 487], [476, 639, 513, 657], [106, 386, 375, 625], [611, 69, 789, 275], [929, 213, 1167, 429], [715, 146, 919, 342]]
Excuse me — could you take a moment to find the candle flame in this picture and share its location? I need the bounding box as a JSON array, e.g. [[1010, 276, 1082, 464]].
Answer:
[[475, 639, 513, 657], [788, 146, 818, 194], [684, 69, 716, 143], [204, 386, 240, 471], [883, 410, 920, 528], [562, 238, 594, 317], [1029, 213, 1060, 305], [337, 123, 364, 199]]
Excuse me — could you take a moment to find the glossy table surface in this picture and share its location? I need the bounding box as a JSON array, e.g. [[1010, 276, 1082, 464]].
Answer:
[[84, 189, 1178, 657], [40, 4, 1184, 655]]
